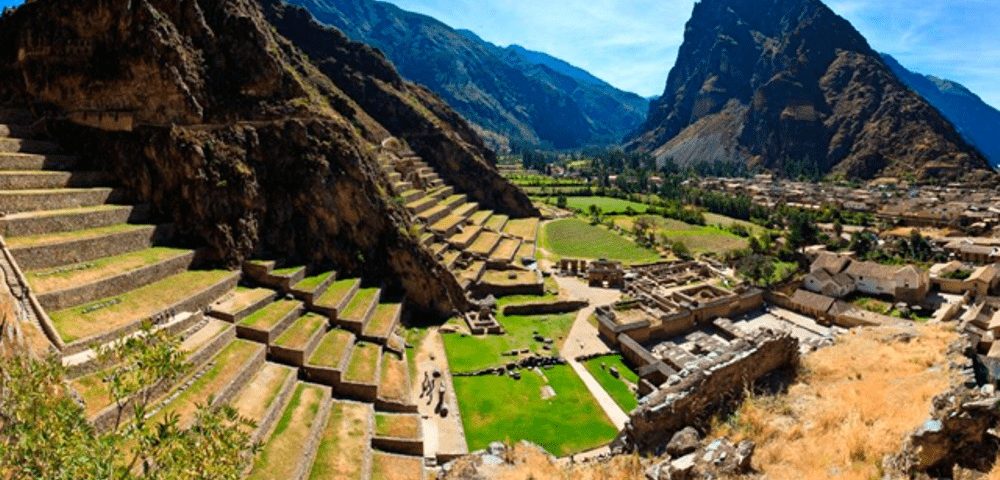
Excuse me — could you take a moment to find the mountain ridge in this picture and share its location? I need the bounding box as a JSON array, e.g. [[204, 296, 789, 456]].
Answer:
[[287, 0, 647, 151], [881, 54, 1000, 168]]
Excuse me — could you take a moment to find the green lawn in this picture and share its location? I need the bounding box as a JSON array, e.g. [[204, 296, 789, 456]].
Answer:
[[545, 196, 651, 214], [703, 213, 768, 236], [540, 218, 660, 264], [453, 365, 618, 456], [582, 355, 639, 413], [613, 215, 748, 255], [442, 312, 576, 373]]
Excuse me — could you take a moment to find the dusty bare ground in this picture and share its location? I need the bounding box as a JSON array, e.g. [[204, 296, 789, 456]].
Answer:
[[711, 323, 958, 480], [439, 442, 645, 480]]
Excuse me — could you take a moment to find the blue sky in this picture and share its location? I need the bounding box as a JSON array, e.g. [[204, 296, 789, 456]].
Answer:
[[383, 0, 1000, 109], [2, 0, 996, 109]]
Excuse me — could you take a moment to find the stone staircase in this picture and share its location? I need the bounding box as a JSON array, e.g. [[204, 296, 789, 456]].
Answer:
[[378, 141, 541, 295], [0, 111, 428, 478]]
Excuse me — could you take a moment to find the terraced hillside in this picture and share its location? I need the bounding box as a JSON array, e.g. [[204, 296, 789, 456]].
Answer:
[[0, 111, 425, 479], [379, 138, 541, 293]]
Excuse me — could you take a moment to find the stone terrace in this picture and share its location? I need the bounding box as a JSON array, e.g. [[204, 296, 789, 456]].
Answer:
[[0, 111, 425, 478], [379, 138, 539, 296]]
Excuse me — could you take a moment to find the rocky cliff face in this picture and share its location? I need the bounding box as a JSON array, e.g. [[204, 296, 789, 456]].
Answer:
[[287, 0, 647, 151], [0, 0, 534, 316], [627, 0, 994, 182], [882, 54, 1000, 169]]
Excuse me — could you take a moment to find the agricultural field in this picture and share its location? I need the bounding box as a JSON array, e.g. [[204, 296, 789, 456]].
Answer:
[[613, 215, 749, 256], [582, 355, 640, 412], [703, 212, 768, 236], [452, 364, 618, 456], [542, 196, 652, 214], [540, 218, 660, 264]]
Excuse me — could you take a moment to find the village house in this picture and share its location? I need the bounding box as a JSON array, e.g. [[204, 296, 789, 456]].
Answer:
[[803, 253, 930, 304]]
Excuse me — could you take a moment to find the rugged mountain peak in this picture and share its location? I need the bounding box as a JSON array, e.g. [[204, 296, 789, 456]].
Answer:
[[628, 0, 994, 181]]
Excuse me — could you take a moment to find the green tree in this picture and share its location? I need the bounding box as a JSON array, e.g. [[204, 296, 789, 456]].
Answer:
[[671, 241, 693, 260], [556, 195, 568, 209], [0, 325, 259, 479], [737, 254, 777, 287], [588, 204, 602, 225]]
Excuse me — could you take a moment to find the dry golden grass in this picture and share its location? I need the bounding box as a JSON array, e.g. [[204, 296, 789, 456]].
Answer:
[[439, 442, 645, 480], [711, 324, 958, 480]]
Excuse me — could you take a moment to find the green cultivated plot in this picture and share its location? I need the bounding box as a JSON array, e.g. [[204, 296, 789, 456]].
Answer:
[[540, 218, 660, 264], [582, 354, 640, 412], [614, 215, 748, 255], [555, 196, 651, 214], [453, 365, 617, 456], [442, 312, 576, 373]]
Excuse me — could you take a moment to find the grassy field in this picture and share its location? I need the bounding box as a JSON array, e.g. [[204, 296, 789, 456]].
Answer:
[[542, 196, 651, 214], [582, 355, 640, 413], [540, 218, 660, 264], [443, 312, 576, 373], [453, 364, 618, 456], [613, 215, 748, 255], [703, 212, 768, 236]]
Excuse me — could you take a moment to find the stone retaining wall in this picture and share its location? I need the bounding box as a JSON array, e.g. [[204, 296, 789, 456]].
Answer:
[[501, 299, 588, 316], [618, 331, 799, 453], [37, 250, 196, 311]]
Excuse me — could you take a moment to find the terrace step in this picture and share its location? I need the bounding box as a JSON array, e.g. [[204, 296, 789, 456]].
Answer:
[[209, 287, 277, 323], [236, 299, 304, 345], [448, 225, 482, 249], [441, 250, 461, 270], [392, 181, 414, 194], [429, 214, 467, 237], [372, 412, 423, 455], [376, 350, 415, 413], [340, 341, 382, 402], [418, 232, 434, 247], [51, 269, 239, 355], [429, 243, 448, 257], [439, 194, 466, 210], [252, 265, 307, 292], [312, 277, 361, 319], [457, 261, 486, 290], [6, 223, 172, 271], [247, 382, 332, 480], [0, 138, 60, 154], [27, 247, 197, 311], [467, 210, 493, 227], [0, 170, 114, 190], [452, 202, 479, 220], [307, 400, 374, 480], [270, 312, 328, 366], [178, 318, 237, 370], [483, 214, 509, 232], [149, 339, 266, 428], [0, 204, 151, 237], [361, 302, 401, 344], [0, 152, 78, 171], [488, 238, 522, 265], [0, 187, 124, 214], [405, 195, 437, 215], [336, 287, 381, 335], [400, 189, 424, 203], [290, 270, 337, 306], [467, 231, 501, 259], [302, 328, 355, 387], [68, 318, 236, 427], [371, 451, 426, 480], [230, 362, 297, 443]]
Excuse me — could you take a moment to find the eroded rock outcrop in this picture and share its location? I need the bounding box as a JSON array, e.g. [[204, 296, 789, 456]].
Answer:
[[627, 0, 995, 182], [0, 0, 531, 315]]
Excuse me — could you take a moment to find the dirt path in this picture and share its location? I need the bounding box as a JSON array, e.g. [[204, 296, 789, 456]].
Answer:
[[554, 276, 629, 430], [410, 327, 468, 462]]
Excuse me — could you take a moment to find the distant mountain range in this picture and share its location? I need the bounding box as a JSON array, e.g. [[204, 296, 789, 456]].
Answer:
[[289, 0, 648, 151], [626, 0, 993, 182], [882, 54, 1000, 168]]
